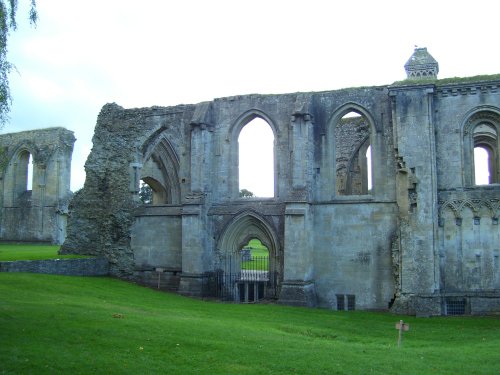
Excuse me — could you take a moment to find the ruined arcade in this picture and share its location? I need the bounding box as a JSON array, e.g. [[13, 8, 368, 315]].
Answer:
[[61, 48, 500, 315], [0, 128, 75, 244]]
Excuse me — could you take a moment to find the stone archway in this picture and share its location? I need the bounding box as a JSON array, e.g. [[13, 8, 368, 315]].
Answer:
[[216, 211, 282, 301]]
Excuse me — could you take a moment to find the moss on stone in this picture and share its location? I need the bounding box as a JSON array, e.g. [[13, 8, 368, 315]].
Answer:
[[391, 73, 500, 87]]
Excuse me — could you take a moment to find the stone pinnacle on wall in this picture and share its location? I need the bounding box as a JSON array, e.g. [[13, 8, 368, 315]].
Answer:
[[404, 47, 439, 79]]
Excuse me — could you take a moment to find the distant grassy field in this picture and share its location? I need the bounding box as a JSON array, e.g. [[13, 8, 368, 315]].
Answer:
[[1, 273, 499, 374], [247, 238, 268, 256], [0, 243, 85, 261], [241, 239, 269, 270]]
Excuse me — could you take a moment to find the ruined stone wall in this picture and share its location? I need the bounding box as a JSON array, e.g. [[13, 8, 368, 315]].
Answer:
[[431, 83, 500, 314], [62, 76, 500, 315], [61, 104, 194, 276], [0, 128, 75, 244], [388, 80, 500, 316]]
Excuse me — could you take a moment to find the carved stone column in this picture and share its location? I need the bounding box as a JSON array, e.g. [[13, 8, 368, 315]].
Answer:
[[178, 103, 214, 296], [279, 98, 317, 306], [289, 100, 314, 200]]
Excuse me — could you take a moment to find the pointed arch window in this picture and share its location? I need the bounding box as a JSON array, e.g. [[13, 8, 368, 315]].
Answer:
[[15, 150, 34, 199], [26, 152, 34, 191], [473, 123, 497, 185], [335, 111, 373, 195], [140, 136, 181, 205], [238, 117, 275, 198], [464, 111, 499, 186]]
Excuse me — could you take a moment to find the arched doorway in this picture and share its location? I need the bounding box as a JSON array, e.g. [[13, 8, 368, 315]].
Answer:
[[215, 212, 282, 302]]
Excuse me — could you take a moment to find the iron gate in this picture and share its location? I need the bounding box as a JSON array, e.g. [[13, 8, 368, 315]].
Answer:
[[203, 252, 279, 302]]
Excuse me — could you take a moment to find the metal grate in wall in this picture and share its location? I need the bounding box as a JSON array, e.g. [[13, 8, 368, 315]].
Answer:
[[336, 294, 345, 311], [336, 294, 356, 311], [446, 298, 466, 316], [347, 294, 356, 311]]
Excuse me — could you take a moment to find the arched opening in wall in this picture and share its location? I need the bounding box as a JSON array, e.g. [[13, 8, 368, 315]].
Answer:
[[474, 147, 491, 185], [26, 153, 33, 191], [139, 177, 168, 205], [464, 112, 500, 187], [140, 135, 181, 205], [473, 123, 497, 185], [216, 213, 281, 302], [14, 150, 34, 201], [238, 118, 274, 198], [366, 145, 372, 191], [335, 111, 372, 195]]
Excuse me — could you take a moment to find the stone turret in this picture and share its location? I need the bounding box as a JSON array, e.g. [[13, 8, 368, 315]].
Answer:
[[404, 47, 439, 79]]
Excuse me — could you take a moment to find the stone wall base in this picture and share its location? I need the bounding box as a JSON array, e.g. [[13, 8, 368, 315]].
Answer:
[[177, 273, 206, 297], [390, 294, 441, 317], [278, 280, 317, 307], [133, 269, 181, 291], [391, 293, 500, 316], [0, 258, 109, 276]]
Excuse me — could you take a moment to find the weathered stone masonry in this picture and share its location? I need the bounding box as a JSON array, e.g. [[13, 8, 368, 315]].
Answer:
[[62, 49, 500, 315], [0, 127, 75, 244]]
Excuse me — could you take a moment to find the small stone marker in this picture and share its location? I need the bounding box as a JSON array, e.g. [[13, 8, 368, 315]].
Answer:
[[395, 320, 410, 347], [156, 267, 165, 289]]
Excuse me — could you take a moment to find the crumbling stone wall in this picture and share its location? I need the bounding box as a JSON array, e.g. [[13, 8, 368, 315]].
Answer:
[[0, 128, 75, 244], [61, 104, 193, 276], [62, 74, 500, 315]]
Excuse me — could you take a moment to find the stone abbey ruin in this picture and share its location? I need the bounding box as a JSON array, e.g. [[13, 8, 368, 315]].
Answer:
[[0, 128, 75, 244], [2, 48, 499, 315]]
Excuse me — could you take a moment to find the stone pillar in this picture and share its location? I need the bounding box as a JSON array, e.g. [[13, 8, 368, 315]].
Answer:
[[34, 162, 46, 239], [178, 108, 214, 297], [178, 202, 207, 296], [188, 104, 214, 194], [290, 112, 311, 190], [279, 203, 317, 306], [279, 105, 317, 306], [390, 86, 441, 316]]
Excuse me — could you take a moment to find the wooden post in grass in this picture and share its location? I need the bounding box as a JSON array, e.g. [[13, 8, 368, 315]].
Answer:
[[156, 268, 164, 289], [395, 320, 410, 347]]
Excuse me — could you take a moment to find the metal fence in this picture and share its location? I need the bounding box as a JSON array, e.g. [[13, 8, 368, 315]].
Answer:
[[202, 254, 278, 302]]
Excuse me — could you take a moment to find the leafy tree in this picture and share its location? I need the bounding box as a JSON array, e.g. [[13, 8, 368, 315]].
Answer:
[[139, 182, 152, 204], [0, 0, 38, 126], [239, 188, 254, 198]]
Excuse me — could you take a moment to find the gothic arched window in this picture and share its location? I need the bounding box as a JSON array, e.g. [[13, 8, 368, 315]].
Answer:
[[463, 110, 499, 186]]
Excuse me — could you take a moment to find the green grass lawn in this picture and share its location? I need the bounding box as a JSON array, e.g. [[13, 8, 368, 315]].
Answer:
[[241, 239, 269, 270], [0, 243, 85, 261], [1, 273, 499, 374]]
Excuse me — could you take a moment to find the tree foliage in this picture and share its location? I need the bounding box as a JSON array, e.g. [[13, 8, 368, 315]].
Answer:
[[139, 182, 152, 204], [239, 188, 254, 198], [0, 0, 37, 126]]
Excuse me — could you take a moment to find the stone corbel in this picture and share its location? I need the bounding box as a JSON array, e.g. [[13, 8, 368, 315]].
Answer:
[[291, 112, 313, 123], [190, 121, 214, 132]]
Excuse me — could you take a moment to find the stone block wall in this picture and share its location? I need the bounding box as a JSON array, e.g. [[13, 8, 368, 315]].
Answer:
[[0, 257, 109, 276], [61, 74, 500, 315], [0, 128, 75, 244]]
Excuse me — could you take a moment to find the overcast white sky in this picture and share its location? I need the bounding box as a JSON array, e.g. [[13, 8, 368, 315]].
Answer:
[[5, 0, 500, 193]]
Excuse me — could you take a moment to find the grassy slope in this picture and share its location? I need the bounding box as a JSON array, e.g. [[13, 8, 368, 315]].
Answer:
[[0, 244, 85, 261], [1, 273, 499, 374]]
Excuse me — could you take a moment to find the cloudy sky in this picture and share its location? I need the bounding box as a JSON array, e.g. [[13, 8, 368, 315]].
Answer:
[[5, 0, 500, 192]]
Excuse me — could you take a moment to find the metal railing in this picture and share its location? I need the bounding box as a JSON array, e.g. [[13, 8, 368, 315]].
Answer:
[[202, 254, 278, 302]]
